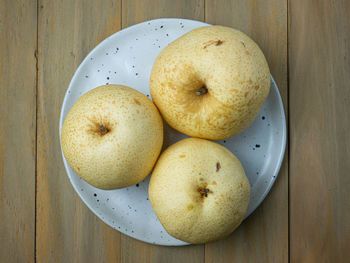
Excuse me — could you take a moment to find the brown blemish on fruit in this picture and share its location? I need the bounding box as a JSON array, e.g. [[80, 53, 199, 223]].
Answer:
[[187, 204, 194, 211], [199, 177, 204, 181], [244, 91, 249, 98], [179, 154, 186, 158], [134, 98, 141, 105], [77, 167, 80, 172], [240, 40, 246, 47], [254, 86, 260, 90], [216, 162, 221, 172], [216, 40, 223, 46], [203, 40, 224, 49], [212, 181, 217, 185], [239, 183, 243, 188]]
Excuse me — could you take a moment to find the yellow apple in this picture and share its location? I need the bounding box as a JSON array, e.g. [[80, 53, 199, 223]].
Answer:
[[149, 138, 250, 244], [150, 25, 270, 140], [61, 84, 163, 189]]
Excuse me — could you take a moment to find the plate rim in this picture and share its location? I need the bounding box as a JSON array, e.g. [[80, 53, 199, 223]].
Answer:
[[59, 18, 287, 246]]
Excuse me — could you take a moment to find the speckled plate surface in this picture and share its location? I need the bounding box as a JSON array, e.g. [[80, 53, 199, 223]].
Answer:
[[59, 18, 286, 246]]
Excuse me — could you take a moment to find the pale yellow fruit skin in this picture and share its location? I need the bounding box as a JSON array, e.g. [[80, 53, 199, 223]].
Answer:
[[150, 25, 270, 140], [61, 85, 163, 190], [149, 138, 250, 244]]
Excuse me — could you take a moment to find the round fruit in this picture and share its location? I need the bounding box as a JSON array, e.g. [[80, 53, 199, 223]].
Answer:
[[149, 138, 250, 244], [150, 25, 270, 140], [61, 84, 163, 190]]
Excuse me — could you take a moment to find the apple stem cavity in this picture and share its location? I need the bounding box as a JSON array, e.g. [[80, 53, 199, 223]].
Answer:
[[99, 124, 108, 135], [196, 86, 208, 96], [199, 188, 210, 198]]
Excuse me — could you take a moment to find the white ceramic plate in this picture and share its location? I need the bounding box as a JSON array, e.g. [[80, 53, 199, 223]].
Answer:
[[59, 18, 286, 246]]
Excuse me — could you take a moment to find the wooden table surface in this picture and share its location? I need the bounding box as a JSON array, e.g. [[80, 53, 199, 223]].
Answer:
[[0, 0, 349, 262]]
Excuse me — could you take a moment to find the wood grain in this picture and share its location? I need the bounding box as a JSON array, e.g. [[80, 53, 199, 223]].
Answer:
[[0, 0, 37, 262], [36, 1, 122, 262], [289, 0, 350, 262], [120, 1, 205, 262], [205, 1, 288, 262]]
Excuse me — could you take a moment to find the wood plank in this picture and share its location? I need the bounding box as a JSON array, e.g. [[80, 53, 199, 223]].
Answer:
[[289, 0, 350, 262], [121, 1, 205, 262], [0, 0, 37, 262], [205, 1, 288, 262], [36, 1, 122, 262]]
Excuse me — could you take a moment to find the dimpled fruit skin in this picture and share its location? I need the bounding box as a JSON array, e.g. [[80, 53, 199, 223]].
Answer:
[[61, 85, 163, 190], [149, 138, 250, 244], [150, 25, 270, 140]]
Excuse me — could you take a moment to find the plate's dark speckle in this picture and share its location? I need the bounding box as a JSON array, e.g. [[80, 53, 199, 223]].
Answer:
[[166, 33, 169, 36], [262, 116, 265, 120], [112, 207, 115, 210], [85, 75, 88, 78], [132, 65, 135, 68], [146, 94, 149, 97], [136, 184, 139, 187], [90, 57, 94, 60], [252, 148, 255, 150], [106, 53, 108, 55], [97, 200, 99, 202], [114, 71, 117, 74], [268, 123, 271, 126], [116, 47, 119, 51], [107, 77, 110, 80], [80, 188, 83, 191], [146, 197, 149, 200], [134, 209, 137, 212], [256, 172, 259, 175], [158, 46, 161, 48], [181, 25, 184, 28], [135, 73, 138, 76], [160, 25, 164, 28], [136, 38, 138, 40], [102, 64, 104, 66], [97, 69, 100, 72], [108, 70, 111, 73], [94, 193, 97, 197], [223, 140, 226, 143], [106, 82, 109, 85], [148, 22, 150, 25], [256, 144, 260, 148], [132, 230, 134, 233], [106, 198, 109, 201]]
